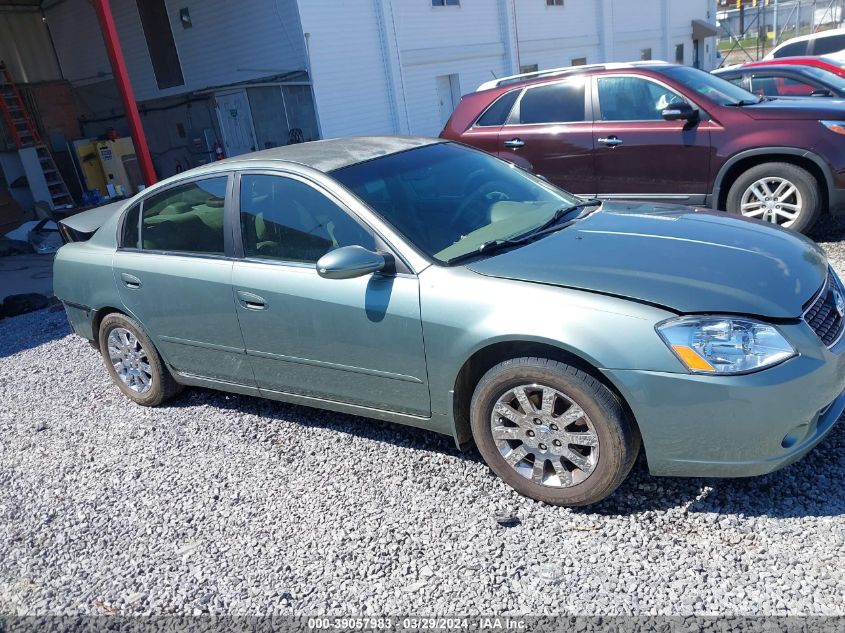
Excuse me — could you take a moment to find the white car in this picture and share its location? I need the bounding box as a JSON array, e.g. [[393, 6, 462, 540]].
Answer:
[[766, 27, 845, 59]]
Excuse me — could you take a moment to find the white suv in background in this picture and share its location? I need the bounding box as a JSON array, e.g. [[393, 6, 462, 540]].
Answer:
[[766, 27, 845, 58]]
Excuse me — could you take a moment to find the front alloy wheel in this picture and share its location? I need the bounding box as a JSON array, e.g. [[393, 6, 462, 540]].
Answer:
[[739, 176, 802, 227], [492, 384, 599, 488], [470, 357, 640, 506], [726, 162, 821, 234]]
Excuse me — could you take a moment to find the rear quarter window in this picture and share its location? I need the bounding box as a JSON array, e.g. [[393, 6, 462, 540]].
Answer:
[[475, 90, 520, 127], [120, 203, 140, 249], [772, 40, 809, 57]]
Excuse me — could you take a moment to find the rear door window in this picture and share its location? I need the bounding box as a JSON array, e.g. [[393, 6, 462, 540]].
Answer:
[[141, 176, 229, 255], [515, 80, 586, 124], [812, 33, 845, 55]]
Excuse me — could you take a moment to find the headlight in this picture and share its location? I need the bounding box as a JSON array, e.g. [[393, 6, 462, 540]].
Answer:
[[657, 317, 796, 375], [820, 120, 845, 135]]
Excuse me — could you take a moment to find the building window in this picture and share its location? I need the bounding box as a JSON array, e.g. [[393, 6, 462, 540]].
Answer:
[[640, 48, 653, 61], [432, 0, 459, 6], [546, 0, 564, 5], [675, 44, 685, 64], [136, 0, 185, 89], [571, 57, 587, 66], [520, 64, 539, 74]]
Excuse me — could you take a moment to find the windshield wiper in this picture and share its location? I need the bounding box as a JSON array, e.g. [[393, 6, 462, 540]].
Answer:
[[446, 198, 602, 265]]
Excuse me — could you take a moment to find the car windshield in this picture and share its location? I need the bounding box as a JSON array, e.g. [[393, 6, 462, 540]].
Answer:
[[662, 65, 761, 105], [332, 142, 581, 264]]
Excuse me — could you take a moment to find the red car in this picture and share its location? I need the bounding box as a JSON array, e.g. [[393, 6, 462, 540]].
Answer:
[[441, 62, 845, 233], [739, 55, 845, 79]]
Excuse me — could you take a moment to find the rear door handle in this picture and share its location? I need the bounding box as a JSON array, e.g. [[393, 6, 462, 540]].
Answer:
[[504, 138, 525, 148], [120, 273, 141, 289], [597, 136, 624, 147], [236, 290, 267, 310]]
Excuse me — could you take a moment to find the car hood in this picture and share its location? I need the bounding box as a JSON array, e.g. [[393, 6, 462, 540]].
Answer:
[[465, 202, 828, 318], [739, 98, 845, 120]]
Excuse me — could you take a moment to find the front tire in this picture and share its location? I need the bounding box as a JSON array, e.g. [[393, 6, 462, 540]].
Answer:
[[98, 312, 181, 406], [725, 162, 821, 233], [470, 357, 639, 506]]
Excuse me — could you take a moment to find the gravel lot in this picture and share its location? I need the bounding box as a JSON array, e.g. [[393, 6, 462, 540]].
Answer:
[[1, 221, 844, 617]]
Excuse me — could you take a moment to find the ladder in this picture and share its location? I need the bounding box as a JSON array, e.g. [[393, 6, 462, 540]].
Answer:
[[0, 61, 74, 210]]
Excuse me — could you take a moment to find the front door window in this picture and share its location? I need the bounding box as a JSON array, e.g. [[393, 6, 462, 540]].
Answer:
[[238, 174, 375, 263]]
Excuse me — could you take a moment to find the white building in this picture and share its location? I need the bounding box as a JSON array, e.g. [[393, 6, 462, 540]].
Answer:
[[2, 0, 718, 181]]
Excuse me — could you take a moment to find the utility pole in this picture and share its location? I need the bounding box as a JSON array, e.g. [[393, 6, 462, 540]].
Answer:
[[773, 0, 779, 45]]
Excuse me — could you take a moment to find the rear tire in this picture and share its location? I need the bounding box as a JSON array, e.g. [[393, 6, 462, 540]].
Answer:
[[98, 312, 181, 406], [725, 162, 821, 234], [470, 357, 639, 506]]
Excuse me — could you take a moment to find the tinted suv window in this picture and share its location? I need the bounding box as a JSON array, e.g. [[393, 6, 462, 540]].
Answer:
[[121, 203, 140, 249], [597, 76, 685, 121], [239, 175, 375, 263], [476, 90, 519, 126], [812, 34, 845, 55], [751, 73, 816, 96], [517, 80, 585, 124], [141, 176, 228, 254], [772, 40, 808, 57]]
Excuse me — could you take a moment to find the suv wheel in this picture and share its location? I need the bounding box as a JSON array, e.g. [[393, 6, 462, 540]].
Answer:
[[470, 357, 640, 506], [726, 162, 820, 233]]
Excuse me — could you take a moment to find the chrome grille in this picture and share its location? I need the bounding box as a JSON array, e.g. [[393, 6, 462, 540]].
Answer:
[[803, 269, 845, 347]]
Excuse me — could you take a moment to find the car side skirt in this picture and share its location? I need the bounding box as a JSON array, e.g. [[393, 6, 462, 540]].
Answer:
[[172, 371, 455, 438]]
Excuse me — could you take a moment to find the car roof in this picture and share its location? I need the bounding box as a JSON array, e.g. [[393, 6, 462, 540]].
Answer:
[[209, 136, 442, 173], [476, 61, 672, 92]]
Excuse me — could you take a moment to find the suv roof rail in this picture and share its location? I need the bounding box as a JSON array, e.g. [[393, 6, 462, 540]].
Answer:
[[476, 60, 671, 92]]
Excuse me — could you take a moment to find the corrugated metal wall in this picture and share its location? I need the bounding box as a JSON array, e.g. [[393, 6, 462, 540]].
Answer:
[[0, 11, 62, 83]]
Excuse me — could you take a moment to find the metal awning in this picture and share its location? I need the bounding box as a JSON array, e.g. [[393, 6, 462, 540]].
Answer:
[[692, 19, 718, 39]]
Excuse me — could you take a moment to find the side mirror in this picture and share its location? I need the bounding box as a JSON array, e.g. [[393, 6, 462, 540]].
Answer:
[[317, 245, 387, 280], [811, 88, 833, 97], [661, 102, 699, 122]]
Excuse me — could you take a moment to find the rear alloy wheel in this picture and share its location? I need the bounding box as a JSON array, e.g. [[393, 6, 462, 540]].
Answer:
[[98, 312, 181, 406], [726, 162, 820, 233], [470, 357, 639, 506]]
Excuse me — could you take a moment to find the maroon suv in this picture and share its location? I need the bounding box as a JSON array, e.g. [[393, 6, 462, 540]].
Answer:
[[440, 62, 845, 233]]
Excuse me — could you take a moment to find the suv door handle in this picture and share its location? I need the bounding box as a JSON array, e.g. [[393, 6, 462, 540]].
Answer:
[[597, 136, 624, 147], [504, 138, 525, 148], [236, 290, 267, 310], [120, 273, 142, 289]]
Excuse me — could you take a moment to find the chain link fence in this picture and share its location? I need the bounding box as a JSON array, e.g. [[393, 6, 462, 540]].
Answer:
[[717, 0, 845, 66]]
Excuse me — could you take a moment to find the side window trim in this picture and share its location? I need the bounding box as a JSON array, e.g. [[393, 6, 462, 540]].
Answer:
[[232, 169, 412, 275], [592, 73, 709, 123], [136, 172, 233, 259], [504, 78, 589, 126]]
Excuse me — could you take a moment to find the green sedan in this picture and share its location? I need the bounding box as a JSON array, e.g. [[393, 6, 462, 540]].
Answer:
[[54, 137, 845, 506]]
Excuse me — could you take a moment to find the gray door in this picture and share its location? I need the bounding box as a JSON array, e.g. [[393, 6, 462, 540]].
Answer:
[[113, 175, 254, 386], [231, 172, 430, 416]]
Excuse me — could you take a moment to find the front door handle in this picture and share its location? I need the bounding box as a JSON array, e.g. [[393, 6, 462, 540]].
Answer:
[[236, 290, 267, 310], [120, 273, 141, 289], [504, 138, 525, 148], [597, 136, 624, 148]]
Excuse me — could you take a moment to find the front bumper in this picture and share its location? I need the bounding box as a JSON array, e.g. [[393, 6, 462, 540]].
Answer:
[[604, 320, 845, 477]]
